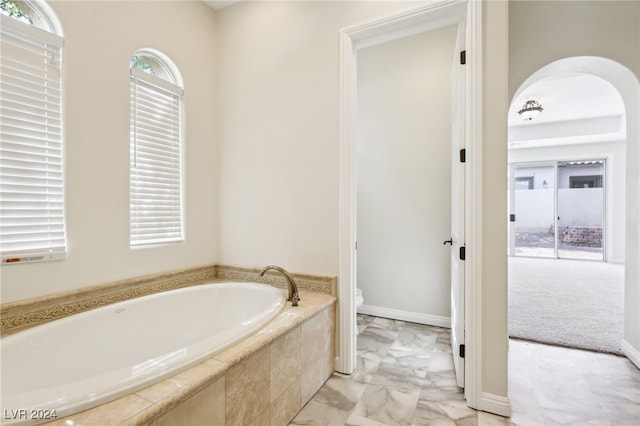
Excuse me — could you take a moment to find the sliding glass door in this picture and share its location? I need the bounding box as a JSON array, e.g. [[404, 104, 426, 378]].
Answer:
[[511, 164, 556, 257], [509, 160, 605, 260], [557, 161, 605, 260]]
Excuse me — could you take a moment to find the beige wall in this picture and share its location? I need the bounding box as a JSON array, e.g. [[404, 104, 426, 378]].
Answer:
[[215, 0, 427, 274], [481, 0, 510, 401], [1, 1, 218, 302], [356, 27, 457, 320], [509, 0, 640, 98]]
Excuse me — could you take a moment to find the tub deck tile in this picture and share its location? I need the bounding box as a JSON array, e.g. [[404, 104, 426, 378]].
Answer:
[[47, 394, 153, 426], [133, 358, 228, 414], [212, 290, 334, 368], [271, 379, 302, 426], [153, 376, 225, 426], [270, 327, 302, 402], [225, 345, 271, 426]]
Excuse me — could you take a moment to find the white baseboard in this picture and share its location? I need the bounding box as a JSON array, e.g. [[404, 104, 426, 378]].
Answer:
[[357, 304, 450, 328], [478, 392, 512, 417], [622, 339, 640, 370]]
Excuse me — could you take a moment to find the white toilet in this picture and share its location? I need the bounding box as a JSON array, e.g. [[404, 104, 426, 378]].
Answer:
[[355, 288, 364, 308], [355, 288, 364, 334]]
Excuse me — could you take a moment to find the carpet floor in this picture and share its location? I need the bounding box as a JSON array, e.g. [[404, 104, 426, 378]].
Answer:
[[508, 257, 624, 355]]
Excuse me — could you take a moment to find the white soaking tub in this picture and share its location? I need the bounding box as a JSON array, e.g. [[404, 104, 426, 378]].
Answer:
[[0, 282, 285, 425]]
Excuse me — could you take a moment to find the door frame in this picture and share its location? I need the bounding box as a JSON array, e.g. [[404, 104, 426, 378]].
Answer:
[[338, 0, 485, 410]]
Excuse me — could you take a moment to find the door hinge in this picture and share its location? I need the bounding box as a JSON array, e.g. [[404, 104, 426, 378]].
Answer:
[[459, 246, 466, 261], [510, 214, 516, 222], [459, 148, 466, 163], [459, 344, 465, 358], [460, 50, 466, 65], [355, 241, 358, 250]]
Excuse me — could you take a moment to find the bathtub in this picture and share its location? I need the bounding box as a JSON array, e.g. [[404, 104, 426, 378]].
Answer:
[[0, 282, 285, 425]]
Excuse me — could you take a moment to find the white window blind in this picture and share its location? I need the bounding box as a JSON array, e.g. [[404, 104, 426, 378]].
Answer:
[[130, 68, 184, 246], [0, 15, 66, 264]]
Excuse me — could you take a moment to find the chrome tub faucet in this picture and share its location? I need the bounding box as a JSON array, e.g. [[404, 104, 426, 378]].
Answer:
[[259, 265, 300, 306]]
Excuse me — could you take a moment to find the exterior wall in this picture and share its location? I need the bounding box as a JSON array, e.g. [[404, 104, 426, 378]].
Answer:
[[515, 165, 555, 189], [0, 1, 219, 303], [557, 164, 604, 189], [558, 226, 602, 248]]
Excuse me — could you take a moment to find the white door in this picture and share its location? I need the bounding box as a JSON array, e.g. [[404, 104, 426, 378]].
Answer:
[[450, 23, 466, 389]]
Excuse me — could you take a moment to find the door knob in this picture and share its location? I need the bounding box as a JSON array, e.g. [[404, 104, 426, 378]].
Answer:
[[443, 238, 453, 245]]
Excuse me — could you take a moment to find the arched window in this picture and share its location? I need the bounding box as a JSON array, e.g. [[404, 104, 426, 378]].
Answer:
[[0, 0, 66, 264], [129, 49, 184, 246]]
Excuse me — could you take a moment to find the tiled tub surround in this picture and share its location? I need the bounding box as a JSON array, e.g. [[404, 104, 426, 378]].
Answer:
[[0, 266, 336, 425], [23, 291, 335, 426], [1, 264, 335, 336]]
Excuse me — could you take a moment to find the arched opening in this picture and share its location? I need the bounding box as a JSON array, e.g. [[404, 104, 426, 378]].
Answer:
[[507, 56, 640, 423]]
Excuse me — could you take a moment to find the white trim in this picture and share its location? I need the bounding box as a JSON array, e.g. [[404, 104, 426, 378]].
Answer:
[[338, 0, 484, 410], [0, 0, 64, 38], [350, 0, 468, 50], [622, 339, 640, 370], [132, 48, 185, 89], [462, 0, 483, 410], [31, 0, 64, 36], [358, 305, 450, 328], [0, 13, 62, 46], [338, 27, 358, 375], [130, 68, 184, 95], [478, 392, 512, 417]]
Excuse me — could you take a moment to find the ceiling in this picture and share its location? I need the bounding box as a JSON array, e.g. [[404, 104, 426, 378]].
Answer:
[[204, 1, 239, 11], [509, 73, 626, 148]]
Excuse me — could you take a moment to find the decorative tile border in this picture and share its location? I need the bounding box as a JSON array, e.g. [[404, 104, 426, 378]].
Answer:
[[1, 264, 336, 335], [0, 265, 217, 336], [215, 264, 336, 296]]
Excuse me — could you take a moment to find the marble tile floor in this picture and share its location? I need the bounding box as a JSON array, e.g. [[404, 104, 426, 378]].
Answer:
[[289, 314, 640, 426]]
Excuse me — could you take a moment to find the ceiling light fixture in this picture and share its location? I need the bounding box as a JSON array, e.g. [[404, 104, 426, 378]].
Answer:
[[517, 99, 544, 121]]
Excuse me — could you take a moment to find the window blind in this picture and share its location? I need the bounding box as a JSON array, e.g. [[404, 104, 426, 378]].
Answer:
[[130, 70, 183, 246], [0, 15, 66, 264]]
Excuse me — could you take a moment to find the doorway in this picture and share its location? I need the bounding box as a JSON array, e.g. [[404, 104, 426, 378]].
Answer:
[[507, 63, 631, 358], [509, 160, 607, 261], [338, 0, 483, 408], [355, 26, 456, 327]]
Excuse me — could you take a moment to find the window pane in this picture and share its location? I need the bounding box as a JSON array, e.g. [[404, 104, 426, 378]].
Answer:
[[129, 54, 183, 247], [0, 0, 54, 32], [0, 3, 66, 264], [130, 54, 173, 83]]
